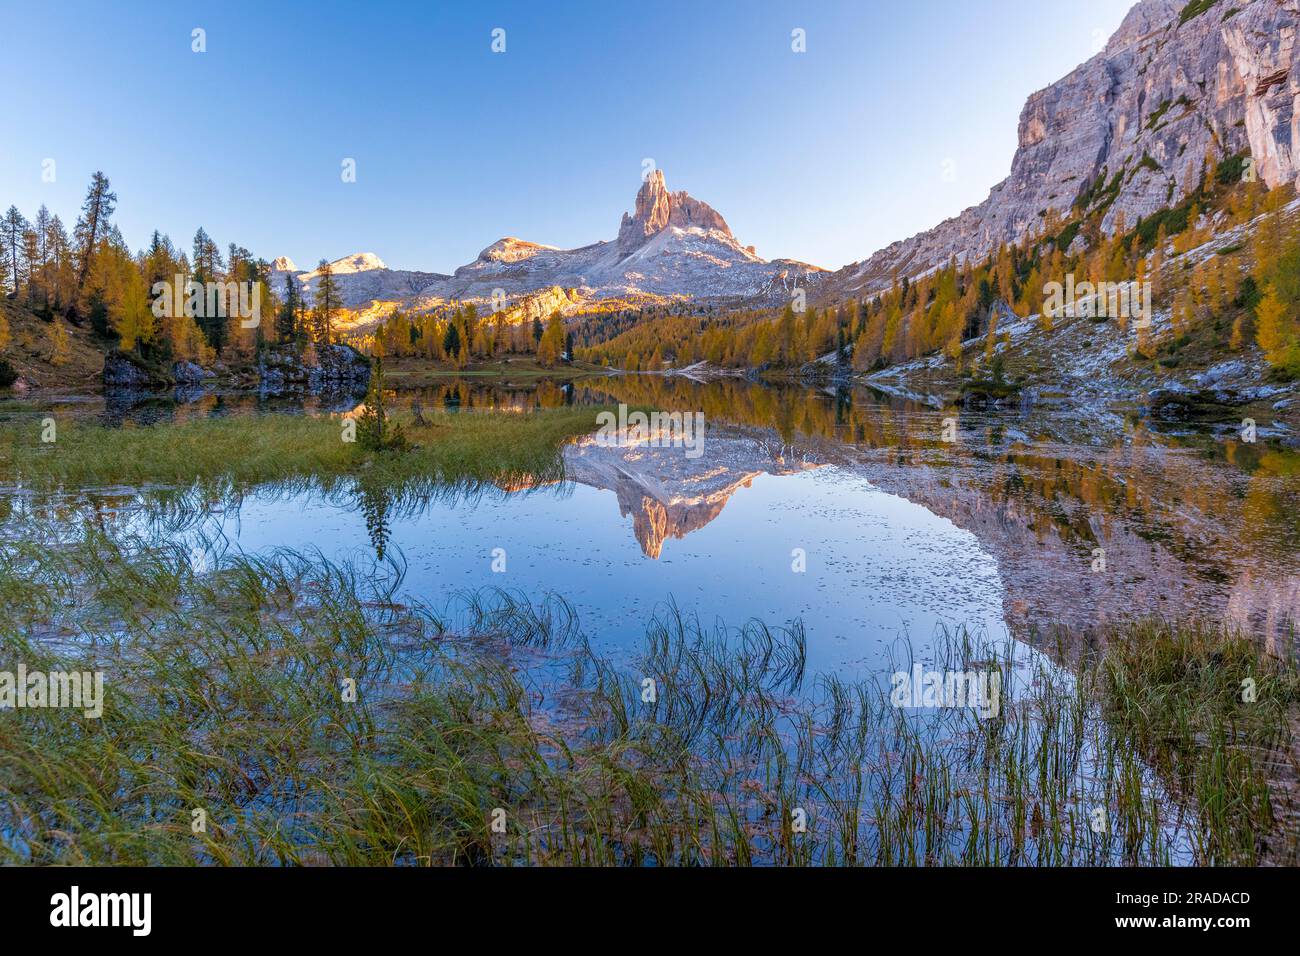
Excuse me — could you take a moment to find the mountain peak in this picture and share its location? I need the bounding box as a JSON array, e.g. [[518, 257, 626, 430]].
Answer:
[[476, 237, 558, 264], [326, 252, 387, 274], [617, 169, 733, 252], [270, 255, 298, 273]]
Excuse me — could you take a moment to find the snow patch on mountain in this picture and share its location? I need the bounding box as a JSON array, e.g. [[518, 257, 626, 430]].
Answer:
[[328, 252, 388, 274]]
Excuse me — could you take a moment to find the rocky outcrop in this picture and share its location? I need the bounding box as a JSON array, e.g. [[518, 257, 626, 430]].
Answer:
[[1143, 357, 1287, 421], [618, 170, 674, 246], [1147, 385, 1246, 421], [829, 0, 1300, 298], [257, 343, 371, 394], [103, 351, 152, 389], [475, 238, 559, 265], [103, 350, 172, 390], [172, 360, 215, 387], [104, 351, 226, 392], [504, 285, 583, 326]]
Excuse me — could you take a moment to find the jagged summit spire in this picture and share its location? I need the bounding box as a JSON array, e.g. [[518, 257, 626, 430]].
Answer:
[[617, 169, 733, 251]]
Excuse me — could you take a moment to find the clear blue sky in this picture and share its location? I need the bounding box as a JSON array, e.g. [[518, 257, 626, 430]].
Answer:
[[0, 0, 1136, 272]]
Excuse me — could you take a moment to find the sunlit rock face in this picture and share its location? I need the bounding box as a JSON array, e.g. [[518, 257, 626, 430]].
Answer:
[[825, 0, 1300, 299], [1224, 1, 1300, 191], [616, 169, 734, 252], [563, 430, 819, 558]]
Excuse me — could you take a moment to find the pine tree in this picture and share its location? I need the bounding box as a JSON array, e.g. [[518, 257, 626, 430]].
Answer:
[[190, 227, 228, 351], [356, 356, 406, 452], [851, 328, 872, 371], [312, 260, 340, 346], [45, 215, 71, 311], [20, 228, 39, 304], [86, 289, 111, 340], [777, 305, 796, 365], [71, 172, 116, 318], [1228, 315, 1247, 351], [1254, 226, 1300, 374], [278, 273, 300, 344], [1254, 289, 1295, 372], [493, 310, 510, 355], [1, 206, 29, 296], [442, 320, 461, 361], [33, 206, 52, 290]]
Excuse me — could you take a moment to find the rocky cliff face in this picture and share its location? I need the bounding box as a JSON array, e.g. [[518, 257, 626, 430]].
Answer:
[[616, 169, 734, 251], [830, 0, 1299, 298], [1225, 0, 1300, 188]]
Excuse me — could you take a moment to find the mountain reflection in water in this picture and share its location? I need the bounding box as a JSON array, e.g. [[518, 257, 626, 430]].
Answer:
[[10, 372, 1300, 658]]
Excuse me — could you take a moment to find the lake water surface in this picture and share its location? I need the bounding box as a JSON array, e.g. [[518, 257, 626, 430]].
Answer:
[[6, 372, 1300, 665]]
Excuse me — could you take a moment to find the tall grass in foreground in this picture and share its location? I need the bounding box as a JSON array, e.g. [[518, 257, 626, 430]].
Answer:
[[2, 524, 1295, 865], [1096, 619, 1300, 865]]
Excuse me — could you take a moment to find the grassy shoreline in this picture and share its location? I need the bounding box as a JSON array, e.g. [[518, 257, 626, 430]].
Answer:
[[0, 406, 607, 494]]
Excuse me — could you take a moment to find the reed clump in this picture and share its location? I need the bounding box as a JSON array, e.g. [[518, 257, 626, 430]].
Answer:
[[1095, 618, 1300, 865]]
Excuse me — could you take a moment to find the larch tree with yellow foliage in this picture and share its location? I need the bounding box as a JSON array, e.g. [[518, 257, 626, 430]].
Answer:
[[1254, 230, 1300, 376], [1255, 289, 1297, 373], [48, 319, 71, 366], [113, 265, 155, 353], [537, 312, 566, 367]]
